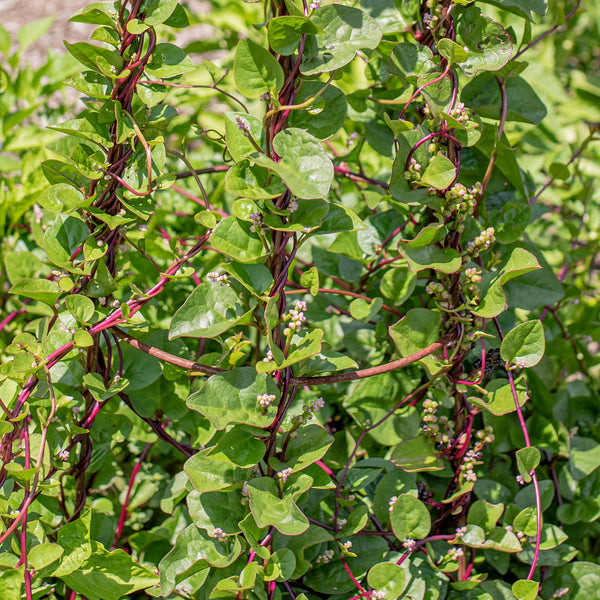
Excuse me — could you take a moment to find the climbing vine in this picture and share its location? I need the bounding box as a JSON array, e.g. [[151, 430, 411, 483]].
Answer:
[[0, 1, 599, 599]]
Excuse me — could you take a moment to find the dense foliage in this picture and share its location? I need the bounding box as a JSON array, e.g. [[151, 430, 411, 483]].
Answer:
[[1, 0, 600, 599]]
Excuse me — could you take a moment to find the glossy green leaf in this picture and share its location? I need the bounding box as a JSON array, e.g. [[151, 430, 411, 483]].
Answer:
[[511, 579, 539, 600], [367, 562, 407, 600], [251, 128, 333, 199], [209, 216, 268, 263], [420, 153, 457, 190], [184, 450, 249, 493], [145, 43, 196, 78], [288, 82, 348, 139], [187, 368, 278, 430], [391, 434, 445, 472], [516, 447, 541, 483], [388, 42, 435, 80], [208, 426, 265, 467], [469, 377, 528, 416], [224, 112, 265, 162], [257, 329, 324, 373], [234, 39, 284, 98], [301, 4, 383, 75], [170, 283, 254, 340], [226, 160, 286, 199], [500, 320, 545, 368], [379, 265, 417, 305], [399, 243, 462, 274], [390, 493, 431, 540], [270, 424, 334, 473], [569, 436, 600, 480], [389, 308, 441, 356], [9, 277, 62, 305], [453, 7, 513, 77], [268, 16, 322, 55], [158, 525, 241, 595], [248, 476, 310, 535]]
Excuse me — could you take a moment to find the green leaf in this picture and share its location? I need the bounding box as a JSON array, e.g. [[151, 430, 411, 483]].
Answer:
[[226, 160, 286, 199], [28, 543, 64, 570], [44, 215, 90, 273], [399, 243, 462, 274], [453, 7, 512, 77], [141, 0, 179, 25], [511, 579, 539, 600], [350, 297, 383, 322], [234, 39, 284, 98], [169, 282, 253, 340], [569, 436, 600, 480], [391, 434, 445, 472], [184, 450, 248, 493], [208, 426, 265, 467], [471, 247, 541, 318], [9, 278, 62, 305], [247, 476, 310, 535], [367, 562, 407, 600], [469, 377, 528, 416], [516, 447, 541, 483], [251, 128, 333, 199], [288, 82, 348, 140], [187, 489, 246, 535], [209, 217, 268, 263], [389, 308, 441, 356], [388, 42, 435, 80], [500, 320, 545, 368], [65, 294, 95, 323], [256, 329, 324, 373], [158, 525, 241, 595], [53, 510, 92, 577], [467, 500, 504, 535], [145, 43, 196, 78], [437, 38, 469, 65], [222, 262, 273, 296], [0, 567, 24, 600], [301, 266, 320, 296], [390, 493, 431, 540], [187, 367, 279, 430], [224, 112, 265, 162], [268, 16, 322, 55], [270, 424, 334, 473], [379, 265, 416, 305], [301, 4, 383, 75], [39, 183, 87, 213], [17, 16, 55, 50], [419, 154, 457, 190]]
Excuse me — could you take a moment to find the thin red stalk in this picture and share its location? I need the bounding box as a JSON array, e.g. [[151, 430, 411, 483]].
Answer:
[[494, 320, 541, 579], [112, 441, 153, 548], [400, 63, 451, 119], [341, 556, 369, 599], [0, 307, 26, 332]]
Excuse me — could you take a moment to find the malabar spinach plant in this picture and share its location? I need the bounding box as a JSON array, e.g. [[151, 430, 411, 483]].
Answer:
[[1, 0, 600, 599]]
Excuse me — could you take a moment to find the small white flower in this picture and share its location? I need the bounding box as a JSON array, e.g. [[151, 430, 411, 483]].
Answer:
[[316, 549, 334, 564], [212, 527, 227, 541], [402, 539, 416, 551], [278, 468, 293, 483]]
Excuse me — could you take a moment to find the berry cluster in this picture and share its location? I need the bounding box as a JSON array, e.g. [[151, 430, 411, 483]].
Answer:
[[465, 227, 496, 258], [257, 393, 276, 409], [283, 300, 307, 336]]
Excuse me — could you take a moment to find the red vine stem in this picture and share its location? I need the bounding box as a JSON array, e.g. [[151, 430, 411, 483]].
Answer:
[[112, 441, 153, 548], [493, 319, 542, 580]]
